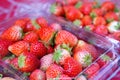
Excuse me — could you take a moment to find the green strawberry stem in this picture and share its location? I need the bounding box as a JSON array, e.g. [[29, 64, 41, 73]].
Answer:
[[0, 74, 3, 79], [90, 12, 97, 19], [73, 19, 82, 26], [18, 54, 26, 68], [23, 72, 30, 77], [60, 43, 72, 53], [101, 55, 111, 61], [85, 26, 91, 31], [75, 1, 82, 9], [84, 54, 92, 67], [50, 3, 56, 13], [53, 49, 62, 64], [31, 20, 40, 29]]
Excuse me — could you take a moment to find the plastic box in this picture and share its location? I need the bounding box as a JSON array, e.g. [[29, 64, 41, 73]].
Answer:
[[0, 10, 119, 80]]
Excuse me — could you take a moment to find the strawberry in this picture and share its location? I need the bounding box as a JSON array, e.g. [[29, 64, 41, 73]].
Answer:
[[38, 27, 56, 45], [76, 74, 87, 80], [8, 41, 29, 56], [40, 54, 54, 71], [18, 52, 40, 72], [46, 64, 63, 79], [84, 25, 95, 31], [1, 25, 23, 41], [60, 0, 79, 5], [50, 23, 62, 31], [53, 44, 71, 65], [108, 31, 120, 41], [74, 50, 93, 68], [82, 15, 92, 26], [90, 8, 104, 18], [23, 31, 39, 43], [50, 3, 64, 16], [23, 20, 36, 32], [107, 21, 120, 33], [54, 74, 72, 80], [94, 25, 108, 36], [79, 2, 93, 15], [84, 62, 100, 78], [30, 69, 46, 80], [93, 16, 106, 26], [97, 54, 111, 67], [10, 57, 19, 69], [101, 1, 115, 12], [36, 17, 48, 28], [73, 40, 98, 60], [55, 30, 78, 47], [105, 12, 119, 22], [14, 18, 30, 29], [30, 41, 47, 58], [64, 6, 83, 21], [47, 45, 54, 54], [0, 39, 13, 58], [63, 57, 82, 77]]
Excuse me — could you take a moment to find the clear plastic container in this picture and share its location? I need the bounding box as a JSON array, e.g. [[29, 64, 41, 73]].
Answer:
[[0, 10, 119, 80]]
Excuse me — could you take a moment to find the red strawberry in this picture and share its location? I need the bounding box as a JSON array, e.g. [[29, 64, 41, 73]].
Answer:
[[85, 62, 100, 78], [93, 16, 106, 26], [84, 25, 95, 31], [94, 25, 108, 36], [23, 31, 39, 43], [46, 64, 63, 79], [64, 57, 82, 77], [60, 0, 79, 5], [55, 30, 78, 47], [38, 27, 56, 45], [108, 31, 120, 41], [54, 74, 72, 80], [101, 1, 115, 12], [23, 20, 36, 32], [47, 45, 54, 54], [50, 23, 62, 31], [53, 44, 71, 65], [0, 39, 13, 58], [36, 17, 48, 28], [90, 8, 104, 18], [73, 40, 98, 60], [18, 52, 40, 72], [30, 69, 46, 80], [50, 3, 64, 16], [105, 12, 119, 22], [79, 2, 93, 15], [97, 54, 111, 67], [82, 15, 92, 26], [64, 6, 83, 21], [14, 18, 30, 29], [8, 41, 29, 56], [10, 57, 19, 69], [40, 54, 54, 71], [76, 74, 87, 80], [30, 41, 47, 58], [1, 25, 23, 41]]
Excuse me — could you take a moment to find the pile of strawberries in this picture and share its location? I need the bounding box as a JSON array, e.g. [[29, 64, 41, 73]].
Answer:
[[50, 0, 120, 41], [0, 15, 112, 80]]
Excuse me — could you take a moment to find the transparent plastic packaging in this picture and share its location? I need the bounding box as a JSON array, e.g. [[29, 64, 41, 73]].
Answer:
[[0, 10, 119, 80]]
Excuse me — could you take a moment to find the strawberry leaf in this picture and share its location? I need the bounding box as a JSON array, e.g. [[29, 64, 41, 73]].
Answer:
[[75, 1, 82, 9], [85, 26, 91, 31], [31, 20, 40, 29], [114, 7, 119, 12], [50, 4, 56, 13], [90, 12, 97, 19], [0, 74, 3, 79], [115, 22, 120, 30], [73, 19, 81, 26], [18, 54, 26, 68], [61, 43, 72, 53], [53, 49, 62, 64], [84, 54, 92, 66], [23, 72, 30, 76], [101, 55, 111, 61]]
